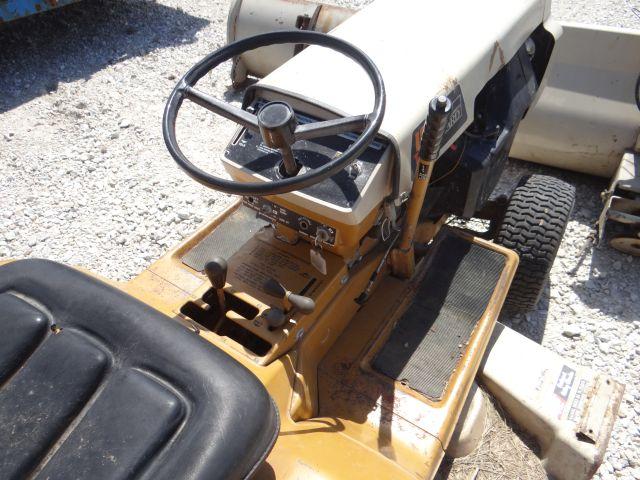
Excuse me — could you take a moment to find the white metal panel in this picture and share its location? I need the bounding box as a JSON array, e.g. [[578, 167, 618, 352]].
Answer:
[[223, 0, 549, 226], [258, 0, 548, 199], [512, 23, 640, 177], [480, 324, 624, 480], [227, 0, 319, 83], [227, 0, 355, 85]]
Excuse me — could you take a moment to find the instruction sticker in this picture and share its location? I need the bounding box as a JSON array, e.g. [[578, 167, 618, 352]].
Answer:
[[230, 243, 319, 298]]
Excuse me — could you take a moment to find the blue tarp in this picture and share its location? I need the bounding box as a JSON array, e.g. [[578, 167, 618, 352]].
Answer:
[[0, 0, 81, 22]]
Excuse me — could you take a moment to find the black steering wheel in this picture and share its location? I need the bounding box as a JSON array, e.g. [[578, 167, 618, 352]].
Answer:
[[163, 30, 386, 196]]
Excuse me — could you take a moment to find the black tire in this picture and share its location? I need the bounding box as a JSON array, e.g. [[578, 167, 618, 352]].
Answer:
[[495, 174, 575, 313]]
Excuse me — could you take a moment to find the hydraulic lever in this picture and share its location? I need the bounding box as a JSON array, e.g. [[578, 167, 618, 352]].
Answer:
[[264, 277, 316, 313], [263, 277, 315, 329]]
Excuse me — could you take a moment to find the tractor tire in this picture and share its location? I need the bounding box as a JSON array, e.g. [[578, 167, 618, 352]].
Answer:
[[495, 174, 575, 314]]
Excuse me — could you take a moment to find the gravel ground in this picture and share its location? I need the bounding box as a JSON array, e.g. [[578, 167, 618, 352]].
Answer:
[[1, 0, 639, 478]]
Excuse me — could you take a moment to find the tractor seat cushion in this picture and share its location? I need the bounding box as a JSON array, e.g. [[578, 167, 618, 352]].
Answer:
[[0, 259, 279, 480]]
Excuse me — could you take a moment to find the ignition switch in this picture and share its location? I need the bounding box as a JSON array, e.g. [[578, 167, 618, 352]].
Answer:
[[316, 227, 331, 244]]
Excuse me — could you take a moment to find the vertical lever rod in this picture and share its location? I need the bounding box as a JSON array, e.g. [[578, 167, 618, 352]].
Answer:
[[392, 95, 452, 278]]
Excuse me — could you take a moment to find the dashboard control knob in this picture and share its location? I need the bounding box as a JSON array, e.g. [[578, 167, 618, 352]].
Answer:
[[298, 217, 311, 231]]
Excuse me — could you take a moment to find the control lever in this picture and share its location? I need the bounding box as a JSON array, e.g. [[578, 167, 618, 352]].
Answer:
[[204, 258, 228, 318], [263, 277, 315, 314]]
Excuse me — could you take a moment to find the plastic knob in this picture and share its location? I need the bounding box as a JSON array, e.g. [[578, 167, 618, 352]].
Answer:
[[288, 294, 315, 314], [264, 308, 287, 329], [204, 257, 228, 290]]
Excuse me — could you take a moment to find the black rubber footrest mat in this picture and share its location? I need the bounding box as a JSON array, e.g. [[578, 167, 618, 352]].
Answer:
[[372, 230, 506, 400], [182, 206, 268, 272]]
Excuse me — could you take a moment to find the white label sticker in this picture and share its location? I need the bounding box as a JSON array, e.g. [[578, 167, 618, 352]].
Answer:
[[310, 248, 327, 276]]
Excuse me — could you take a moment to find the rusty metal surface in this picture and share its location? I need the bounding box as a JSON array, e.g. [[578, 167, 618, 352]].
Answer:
[[597, 151, 640, 255], [0, 0, 81, 22], [609, 235, 640, 256]]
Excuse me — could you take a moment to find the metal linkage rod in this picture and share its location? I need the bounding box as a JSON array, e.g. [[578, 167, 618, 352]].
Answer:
[[391, 95, 452, 278]]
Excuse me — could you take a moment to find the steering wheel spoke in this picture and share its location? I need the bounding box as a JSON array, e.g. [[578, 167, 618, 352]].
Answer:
[[294, 114, 368, 141], [182, 86, 259, 133], [163, 30, 385, 196]]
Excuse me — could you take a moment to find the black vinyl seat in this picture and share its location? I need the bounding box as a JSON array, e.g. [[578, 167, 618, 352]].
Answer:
[[0, 259, 279, 480]]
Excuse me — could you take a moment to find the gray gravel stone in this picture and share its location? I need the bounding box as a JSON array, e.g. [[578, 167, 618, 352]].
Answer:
[[562, 324, 583, 338]]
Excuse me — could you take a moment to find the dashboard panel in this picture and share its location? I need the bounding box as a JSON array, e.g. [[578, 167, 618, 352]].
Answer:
[[224, 99, 389, 210], [243, 196, 337, 246]]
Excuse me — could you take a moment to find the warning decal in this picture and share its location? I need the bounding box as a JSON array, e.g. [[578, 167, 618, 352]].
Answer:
[[552, 365, 576, 419]]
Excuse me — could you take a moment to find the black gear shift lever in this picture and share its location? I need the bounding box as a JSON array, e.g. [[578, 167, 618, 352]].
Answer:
[[205, 258, 228, 318]]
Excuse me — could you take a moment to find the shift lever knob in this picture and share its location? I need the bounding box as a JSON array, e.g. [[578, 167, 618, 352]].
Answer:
[[205, 257, 228, 290]]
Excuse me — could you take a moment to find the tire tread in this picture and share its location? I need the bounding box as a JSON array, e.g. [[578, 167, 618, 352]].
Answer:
[[495, 174, 575, 313]]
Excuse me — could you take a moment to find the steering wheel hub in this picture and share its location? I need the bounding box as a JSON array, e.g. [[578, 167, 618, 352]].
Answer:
[[258, 102, 296, 130]]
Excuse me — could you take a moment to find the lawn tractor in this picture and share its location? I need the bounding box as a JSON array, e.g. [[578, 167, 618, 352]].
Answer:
[[0, 0, 636, 479]]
